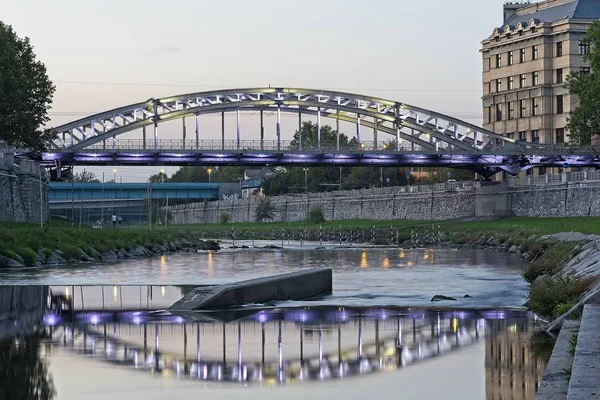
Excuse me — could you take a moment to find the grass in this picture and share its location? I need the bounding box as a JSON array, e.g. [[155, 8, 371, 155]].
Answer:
[[527, 275, 597, 319]]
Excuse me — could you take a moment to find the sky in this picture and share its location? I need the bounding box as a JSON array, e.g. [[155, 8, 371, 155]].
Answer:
[[3, 0, 512, 181]]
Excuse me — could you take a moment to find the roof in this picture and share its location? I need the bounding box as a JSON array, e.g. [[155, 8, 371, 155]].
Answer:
[[504, 0, 600, 26]]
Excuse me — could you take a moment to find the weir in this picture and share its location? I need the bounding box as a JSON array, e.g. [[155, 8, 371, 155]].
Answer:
[[169, 268, 333, 311]]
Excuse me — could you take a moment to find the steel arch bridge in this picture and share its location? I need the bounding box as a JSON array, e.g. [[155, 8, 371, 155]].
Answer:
[[34, 87, 600, 178]]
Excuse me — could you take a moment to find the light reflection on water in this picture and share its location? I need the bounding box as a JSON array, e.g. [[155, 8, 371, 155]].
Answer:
[[0, 284, 548, 400], [0, 246, 529, 308]]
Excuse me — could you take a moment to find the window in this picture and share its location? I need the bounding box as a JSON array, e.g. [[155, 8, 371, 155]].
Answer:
[[557, 95, 564, 114], [508, 51, 514, 65], [487, 107, 492, 124], [519, 48, 526, 63], [495, 54, 502, 68], [519, 99, 526, 118], [532, 129, 540, 143], [486, 82, 491, 94], [520, 73, 526, 88], [508, 132, 515, 140], [532, 45, 538, 60], [580, 67, 591, 76], [556, 41, 563, 57], [508, 76, 514, 90], [532, 71, 539, 86], [496, 78, 502, 92], [532, 97, 539, 116], [508, 102, 515, 119], [579, 41, 590, 55], [496, 104, 502, 121], [556, 128, 565, 144], [556, 68, 563, 84], [519, 131, 527, 141]]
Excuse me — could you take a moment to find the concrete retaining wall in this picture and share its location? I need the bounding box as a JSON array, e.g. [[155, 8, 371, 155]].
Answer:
[[0, 154, 50, 224]]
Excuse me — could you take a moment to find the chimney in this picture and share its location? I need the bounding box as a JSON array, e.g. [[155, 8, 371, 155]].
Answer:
[[503, 1, 528, 23]]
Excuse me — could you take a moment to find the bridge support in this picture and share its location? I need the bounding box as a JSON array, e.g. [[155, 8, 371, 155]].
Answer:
[[260, 110, 264, 150], [277, 106, 281, 151], [317, 108, 321, 150], [142, 126, 146, 150], [195, 114, 199, 150], [373, 118, 378, 150], [298, 111, 302, 150], [182, 118, 186, 150], [236, 110, 240, 150], [356, 114, 361, 150], [221, 111, 225, 150], [336, 112, 340, 150]]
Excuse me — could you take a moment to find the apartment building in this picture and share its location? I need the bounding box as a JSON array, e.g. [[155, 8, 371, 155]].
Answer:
[[481, 0, 600, 151]]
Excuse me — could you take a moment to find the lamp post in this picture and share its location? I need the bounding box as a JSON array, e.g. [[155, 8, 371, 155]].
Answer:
[[303, 168, 309, 193], [207, 167, 213, 183]]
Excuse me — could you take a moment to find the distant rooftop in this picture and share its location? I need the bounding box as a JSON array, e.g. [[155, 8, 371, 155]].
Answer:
[[503, 0, 600, 26]]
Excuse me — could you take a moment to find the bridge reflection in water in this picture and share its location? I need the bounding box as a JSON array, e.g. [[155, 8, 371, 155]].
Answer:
[[33, 285, 547, 396]]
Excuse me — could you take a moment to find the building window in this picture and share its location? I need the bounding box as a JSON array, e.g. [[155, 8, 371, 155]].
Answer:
[[532, 71, 539, 86], [486, 82, 491, 94], [487, 107, 492, 124], [496, 78, 502, 92], [508, 76, 514, 90], [556, 128, 565, 144], [532, 98, 539, 116], [495, 54, 502, 68], [532, 129, 540, 143], [520, 73, 526, 88], [496, 104, 502, 121], [508, 102, 515, 119], [557, 95, 564, 114], [556, 68, 563, 84], [519, 48, 526, 63], [508, 51, 514, 65], [532, 45, 538, 60], [519, 99, 526, 118], [579, 41, 590, 55], [518, 131, 527, 141], [580, 67, 591, 76], [508, 132, 515, 140], [556, 41, 563, 57]]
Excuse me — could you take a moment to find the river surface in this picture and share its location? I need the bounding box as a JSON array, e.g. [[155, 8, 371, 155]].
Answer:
[[0, 243, 550, 399]]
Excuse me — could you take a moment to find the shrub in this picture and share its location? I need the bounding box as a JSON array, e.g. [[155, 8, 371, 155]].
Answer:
[[528, 275, 597, 318], [307, 207, 325, 224], [16, 247, 38, 267], [219, 212, 231, 224], [255, 198, 275, 222], [524, 242, 584, 283]]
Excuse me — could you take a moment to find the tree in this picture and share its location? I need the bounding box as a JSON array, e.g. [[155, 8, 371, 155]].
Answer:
[[0, 22, 56, 151], [255, 198, 275, 222], [72, 169, 100, 183], [148, 171, 169, 183], [566, 20, 600, 145], [289, 121, 356, 149]]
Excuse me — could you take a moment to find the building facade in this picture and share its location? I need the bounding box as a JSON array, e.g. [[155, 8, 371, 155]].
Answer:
[[481, 0, 600, 153]]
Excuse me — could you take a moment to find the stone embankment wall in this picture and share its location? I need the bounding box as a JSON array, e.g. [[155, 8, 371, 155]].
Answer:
[[0, 154, 50, 224], [169, 182, 478, 224], [167, 169, 600, 224]]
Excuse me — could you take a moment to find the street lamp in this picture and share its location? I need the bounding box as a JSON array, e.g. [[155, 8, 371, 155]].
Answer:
[[207, 167, 213, 183], [303, 168, 309, 193], [112, 168, 117, 182]]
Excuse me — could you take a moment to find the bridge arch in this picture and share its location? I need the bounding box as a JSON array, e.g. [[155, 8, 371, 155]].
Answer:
[[49, 87, 513, 153]]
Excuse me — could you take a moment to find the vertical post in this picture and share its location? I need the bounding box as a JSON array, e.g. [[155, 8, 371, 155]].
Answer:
[[182, 117, 186, 150], [276, 106, 281, 151], [153, 100, 158, 150], [356, 114, 361, 150], [298, 111, 302, 150], [236, 109, 241, 149], [164, 197, 169, 230], [142, 126, 146, 149], [336, 110, 340, 150], [195, 114, 199, 150], [260, 110, 264, 150], [317, 108, 321, 150], [221, 111, 225, 150], [374, 118, 378, 150], [39, 165, 43, 227], [396, 104, 401, 151], [101, 173, 105, 229]]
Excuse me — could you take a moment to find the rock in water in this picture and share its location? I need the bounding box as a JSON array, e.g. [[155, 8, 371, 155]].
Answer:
[[430, 295, 457, 302], [463, 294, 473, 298]]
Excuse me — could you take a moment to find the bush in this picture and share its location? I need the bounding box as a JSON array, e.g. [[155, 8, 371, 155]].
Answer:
[[524, 242, 583, 283], [16, 247, 38, 267], [307, 207, 325, 224], [255, 198, 275, 222], [219, 212, 231, 224], [528, 275, 597, 318]]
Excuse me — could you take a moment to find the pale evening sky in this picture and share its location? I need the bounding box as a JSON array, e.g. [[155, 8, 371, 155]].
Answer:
[[4, 0, 510, 181]]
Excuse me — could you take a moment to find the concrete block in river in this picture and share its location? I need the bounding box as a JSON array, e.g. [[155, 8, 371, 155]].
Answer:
[[169, 268, 333, 310]]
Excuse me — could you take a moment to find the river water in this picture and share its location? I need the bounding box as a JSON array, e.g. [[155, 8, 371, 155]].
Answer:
[[0, 242, 550, 399]]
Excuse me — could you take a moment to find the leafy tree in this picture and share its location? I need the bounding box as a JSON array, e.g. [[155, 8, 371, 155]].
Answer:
[[255, 198, 275, 222], [307, 206, 325, 224], [289, 121, 356, 149], [148, 171, 169, 183], [0, 22, 56, 151], [72, 169, 100, 183], [566, 20, 600, 145]]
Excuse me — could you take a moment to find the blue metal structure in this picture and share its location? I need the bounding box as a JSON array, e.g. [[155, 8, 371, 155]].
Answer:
[[20, 87, 600, 178], [49, 182, 219, 201]]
